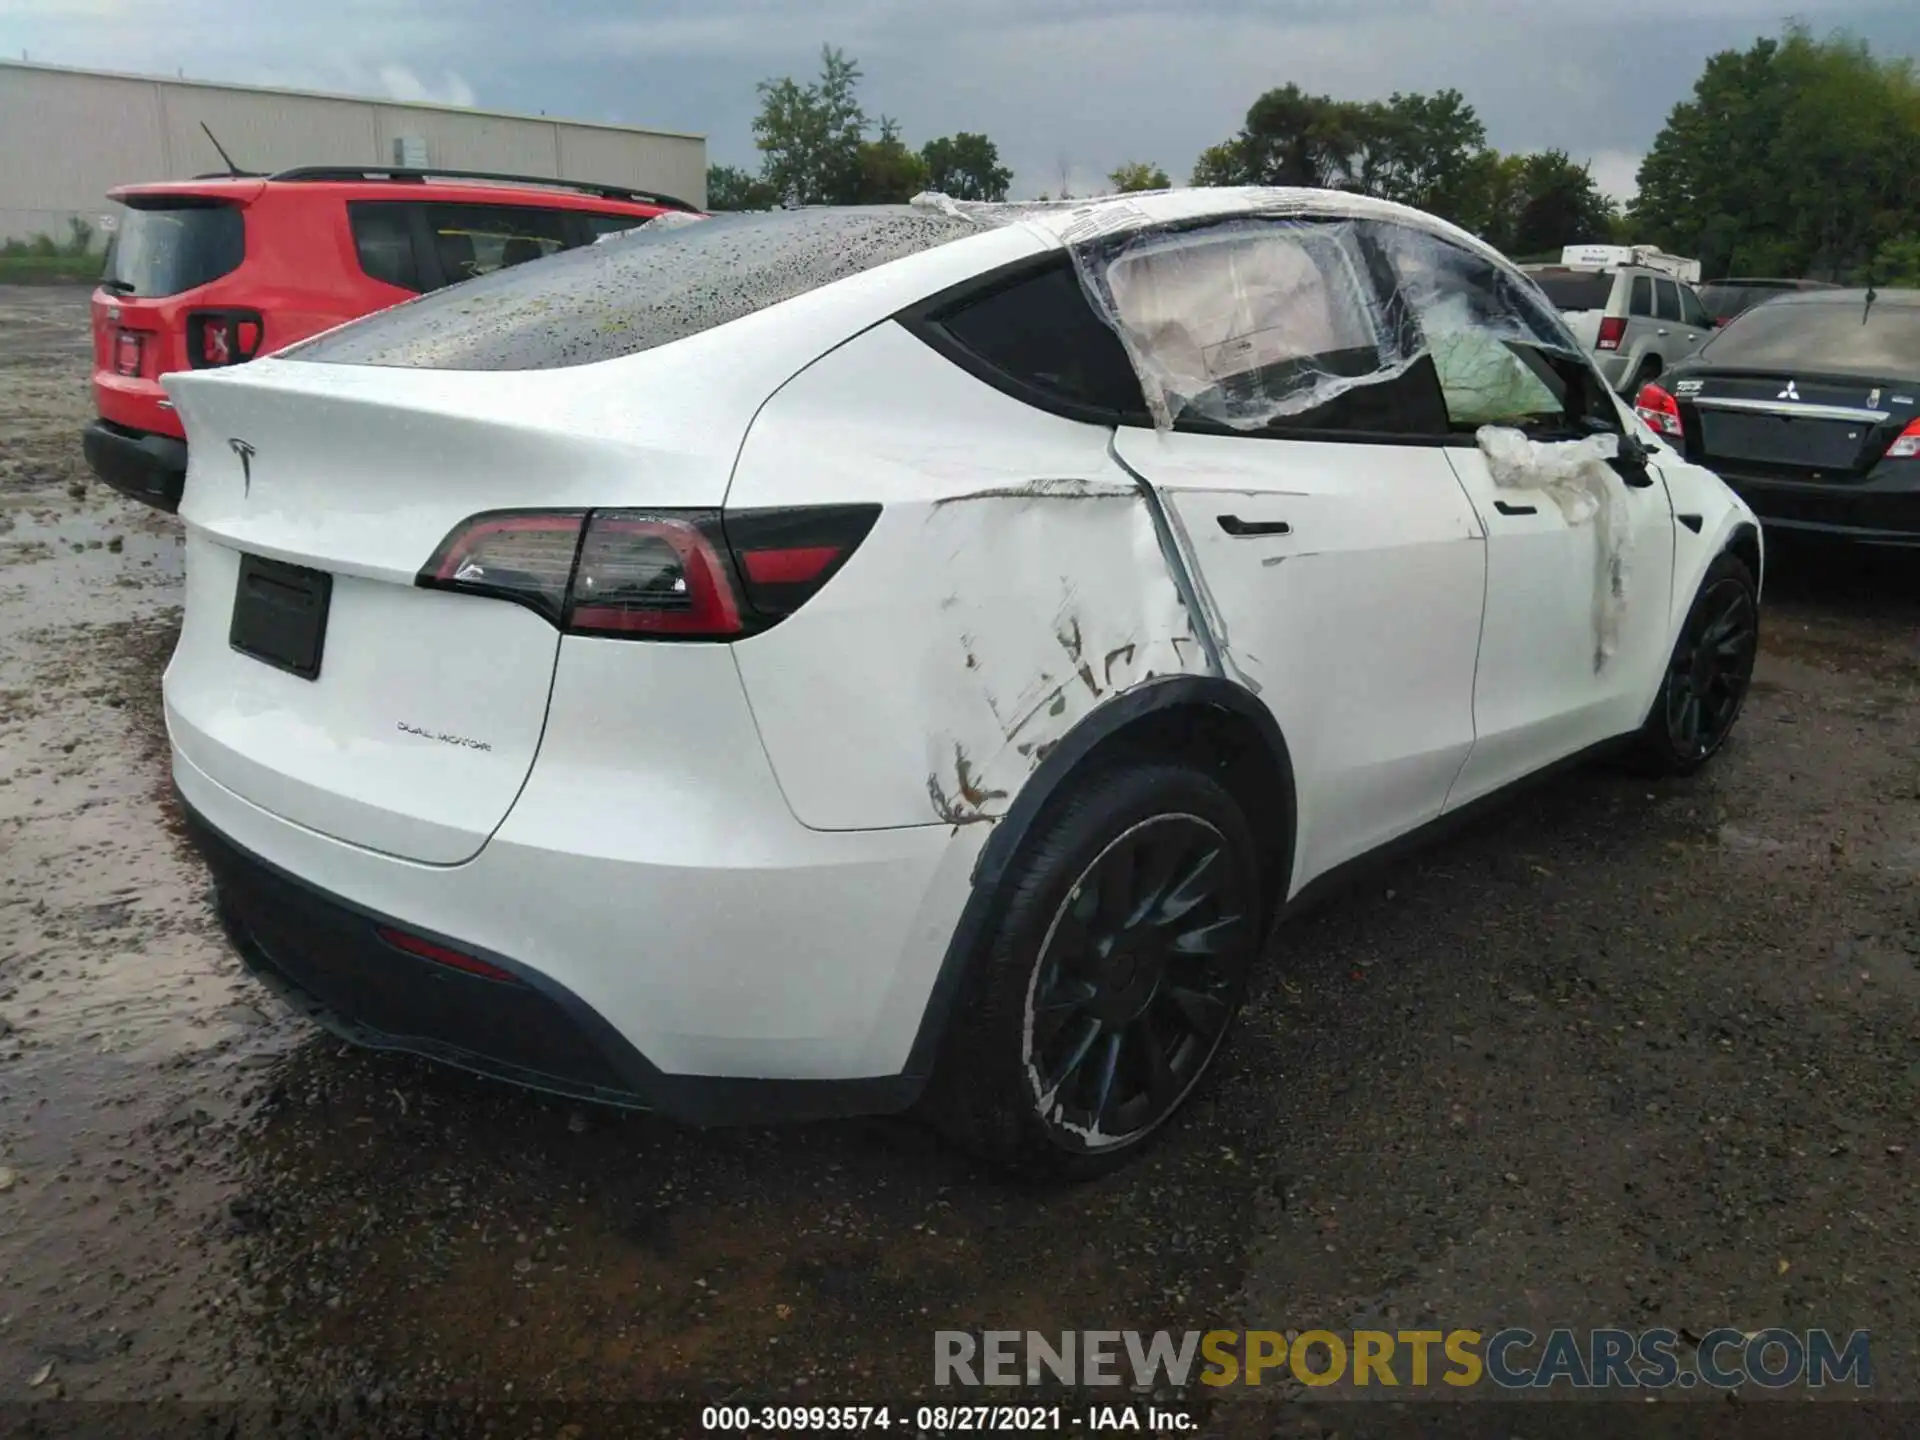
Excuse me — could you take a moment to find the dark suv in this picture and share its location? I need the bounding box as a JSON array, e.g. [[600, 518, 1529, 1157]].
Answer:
[[85, 166, 699, 513]]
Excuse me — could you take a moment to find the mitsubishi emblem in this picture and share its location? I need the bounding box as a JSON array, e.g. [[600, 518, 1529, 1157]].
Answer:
[[1778, 380, 1801, 401], [229, 438, 256, 496]]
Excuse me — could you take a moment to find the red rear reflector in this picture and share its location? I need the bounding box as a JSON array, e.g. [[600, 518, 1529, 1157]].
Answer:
[[1887, 419, 1920, 460], [1596, 316, 1627, 351], [740, 544, 842, 585], [376, 926, 521, 984], [1634, 382, 1685, 439], [115, 331, 143, 376]]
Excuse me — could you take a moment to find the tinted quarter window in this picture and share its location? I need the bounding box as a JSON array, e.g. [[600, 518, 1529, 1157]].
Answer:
[[928, 260, 1145, 416], [347, 202, 421, 292], [1629, 276, 1653, 317], [587, 213, 650, 240], [421, 203, 573, 287], [1655, 279, 1681, 322]]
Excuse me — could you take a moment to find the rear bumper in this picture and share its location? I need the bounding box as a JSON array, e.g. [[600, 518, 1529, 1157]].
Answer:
[[181, 791, 931, 1125], [83, 420, 186, 513], [1712, 464, 1920, 546]]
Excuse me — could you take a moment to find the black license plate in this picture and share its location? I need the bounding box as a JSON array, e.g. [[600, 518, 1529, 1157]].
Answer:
[[230, 553, 332, 680]]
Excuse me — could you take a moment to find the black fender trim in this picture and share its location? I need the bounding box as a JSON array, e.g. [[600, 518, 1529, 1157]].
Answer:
[[896, 673, 1297, 1086]]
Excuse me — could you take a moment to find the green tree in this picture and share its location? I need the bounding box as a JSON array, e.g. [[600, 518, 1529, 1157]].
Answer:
[[853, 118, 931, 203], [1508, 151, 1618, 255], [1859, 235, 1920, 287], [921, 132, 1012, 201], [1367, 90, 1489, 214], [1187, 83, 1487, 216], [753, 45, 868, 206], [1108, 161, 1171, 193], [706, 163, 779, 211], [1631, 26, 1920, 279], [1192, 83, 1357, 188]]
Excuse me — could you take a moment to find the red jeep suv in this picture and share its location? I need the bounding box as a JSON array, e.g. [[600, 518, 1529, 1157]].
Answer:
[[85, 166, 698, 512]]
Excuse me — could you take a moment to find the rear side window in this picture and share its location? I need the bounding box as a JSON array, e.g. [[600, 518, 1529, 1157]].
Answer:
[[281, 207, 983, 371], [921, 260, 1145, 417], [1654, 279, 1681, 322], [1526, 269, 1613, 312], [422, 203, 571, 284], [1629, 276, 1653, 317], [101, 199, 244, 298], [347, 202, 421, 292]]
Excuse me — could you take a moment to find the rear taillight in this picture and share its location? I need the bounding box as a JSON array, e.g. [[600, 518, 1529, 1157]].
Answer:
[[419, 505, 879, 640], [114, 331, 143, 377], [1596, 316, 1627, 351], [1635, 382, 1685, 439], [1887, 419, 1920, 460], [187, 308, 264, 368]]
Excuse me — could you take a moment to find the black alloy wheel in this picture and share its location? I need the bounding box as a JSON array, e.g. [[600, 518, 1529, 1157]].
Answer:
[[1664, 571, 1757, 763], [1024, 813, 1253, 1150]]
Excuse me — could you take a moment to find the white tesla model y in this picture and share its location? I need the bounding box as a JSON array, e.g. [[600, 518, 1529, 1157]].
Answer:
[[161, 189, 1761, 1175]]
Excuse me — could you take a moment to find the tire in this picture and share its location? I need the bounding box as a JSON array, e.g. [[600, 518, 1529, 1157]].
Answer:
[[1633, 550, 1759, 776], [1626, 356, 1660, 396], [920, 762, 1265, 1179]]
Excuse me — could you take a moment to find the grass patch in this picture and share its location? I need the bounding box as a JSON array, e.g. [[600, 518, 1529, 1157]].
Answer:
[[0, 253, 101, 285]]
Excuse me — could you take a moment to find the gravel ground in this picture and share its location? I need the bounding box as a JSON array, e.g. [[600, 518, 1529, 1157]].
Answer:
[[1, 284, 1917, 1426]]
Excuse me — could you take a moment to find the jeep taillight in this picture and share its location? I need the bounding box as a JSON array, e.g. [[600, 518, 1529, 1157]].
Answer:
[[187, 309, 264, 368], [419, 505, 879, 640], [1596, 316, 1627, 351]]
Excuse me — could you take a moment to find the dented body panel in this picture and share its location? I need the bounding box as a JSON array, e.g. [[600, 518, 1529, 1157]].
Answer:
[[1113, 427, 1486, 890], [728, 318, 1210, 834]]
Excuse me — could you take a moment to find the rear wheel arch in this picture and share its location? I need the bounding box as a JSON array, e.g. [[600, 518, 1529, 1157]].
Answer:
[[1727, 521, 1763, 595], [901, 676, 1296, 1082]]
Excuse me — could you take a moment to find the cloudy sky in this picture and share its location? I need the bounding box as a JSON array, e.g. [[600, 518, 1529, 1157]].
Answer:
[[7, 0, 1919, 200]]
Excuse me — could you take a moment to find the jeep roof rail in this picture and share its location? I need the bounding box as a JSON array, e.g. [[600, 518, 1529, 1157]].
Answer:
[[265, 166, 699, 211]]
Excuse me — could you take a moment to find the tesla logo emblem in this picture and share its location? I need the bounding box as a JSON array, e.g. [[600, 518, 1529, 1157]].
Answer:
[[1778, 380, 1801, 401], [229, 438, 256, 496]]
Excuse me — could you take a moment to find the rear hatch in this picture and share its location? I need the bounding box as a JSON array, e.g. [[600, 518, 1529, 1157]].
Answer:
[[1678, 296, 1920, 481], [93, 186, 260, 435], [1683, 373, 1909, 479], [1524, 267, 1616, 349], [160, 357, 742, 864]]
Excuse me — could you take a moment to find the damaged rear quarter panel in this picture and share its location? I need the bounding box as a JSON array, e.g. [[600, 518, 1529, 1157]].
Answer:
[[726, 318, 1210, 833]]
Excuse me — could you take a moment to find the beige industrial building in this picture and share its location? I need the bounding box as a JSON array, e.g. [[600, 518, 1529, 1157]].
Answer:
[[0, 60, 707, 248]]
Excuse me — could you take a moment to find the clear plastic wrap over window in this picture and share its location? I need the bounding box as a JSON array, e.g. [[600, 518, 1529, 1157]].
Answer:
[[916, 190, 1588, 433]]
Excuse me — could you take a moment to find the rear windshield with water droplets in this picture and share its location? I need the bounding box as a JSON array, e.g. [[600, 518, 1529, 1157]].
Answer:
[[278, 207, 984, 371]]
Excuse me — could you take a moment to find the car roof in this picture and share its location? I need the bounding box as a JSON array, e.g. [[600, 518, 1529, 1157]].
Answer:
[[939, 186, 1516, 269], [109, 171, 685, 215]]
